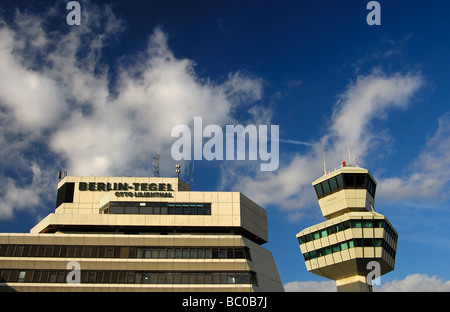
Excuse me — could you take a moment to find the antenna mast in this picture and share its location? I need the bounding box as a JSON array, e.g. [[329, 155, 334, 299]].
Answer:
[[153, 149, 160, 177], [347, 142, 352, 166]]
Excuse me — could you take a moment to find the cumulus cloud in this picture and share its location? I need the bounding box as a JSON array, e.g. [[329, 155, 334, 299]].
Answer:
[[223, 70, 424, 220], [284, 274, 450, 292], [284, 280, 336, 292], [376, 274, 450, 292], [0, 2, 265, 218], [377, 112, 450, 205]]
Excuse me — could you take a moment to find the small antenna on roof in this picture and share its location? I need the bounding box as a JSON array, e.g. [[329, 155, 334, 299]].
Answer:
[[354, 155, 359, 167], [57, 170, 68, 180], [176, 164, 181, 179], [186, 160, 195, 183], [347, 142, 352, 166], [323, 153, 327, 175], [153, 148, 160, 177]]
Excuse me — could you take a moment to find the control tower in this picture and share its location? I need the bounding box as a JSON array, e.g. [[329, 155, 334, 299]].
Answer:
[[296, 162, 398, 292]]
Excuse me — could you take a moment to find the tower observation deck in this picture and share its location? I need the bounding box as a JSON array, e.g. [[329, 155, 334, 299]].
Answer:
[[296, 162, 398, 292]]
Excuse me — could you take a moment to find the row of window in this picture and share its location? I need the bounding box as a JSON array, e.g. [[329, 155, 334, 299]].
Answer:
[[0, 269, 258, 286], [0, 244, 251, 260], [314, 173, 376, 199], [297, 219, 398, 245], [101, 202, 212, 215], [302, 238, 396, 261]]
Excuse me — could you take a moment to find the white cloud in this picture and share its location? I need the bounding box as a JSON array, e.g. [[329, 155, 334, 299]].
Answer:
[[284, 280, 336, 292], [0, 162, 54, 219], [284, 274, 450, 292], [0, 3, 266, 218], [0, 23, 66, 132], [376, 274, 450, 292], [223, 70, 424, 219], [377, 112, 450, 204]]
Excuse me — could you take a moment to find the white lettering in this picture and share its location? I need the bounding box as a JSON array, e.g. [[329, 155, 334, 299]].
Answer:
[[366, 260, 381, 286], [366, 1, 381, 26], [66, 261, 81, 284], [66, 1, 81, 26], [171, 117, 279, 171]]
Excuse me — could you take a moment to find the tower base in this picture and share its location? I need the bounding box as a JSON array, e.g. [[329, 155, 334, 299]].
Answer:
[[336, 275, 373, 292]]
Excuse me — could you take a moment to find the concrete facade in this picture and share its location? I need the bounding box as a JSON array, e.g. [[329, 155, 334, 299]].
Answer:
[[296, 165, 398, 292], [0, 176, 284, 292]]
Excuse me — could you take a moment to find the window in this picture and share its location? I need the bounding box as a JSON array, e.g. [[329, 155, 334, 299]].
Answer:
[[355, 174, 366, 188], [332, 244, 340, 253], [17, 271, 26, 283], [362, 220, 372, 228], [140, 206, 153, 214], [327, 226, 336, 235], [124, 206, 139, 214], [151, 248, 160, 259], [336, 175, 344, 189], [313, 173, 377, 199], [343, 220, 351, 230], [343, 174, 355, 187], [314, 184, 323, 198], [142, 273, 150, 284], [14, 245, 24, 257], [234, 249, 243, 258], [110, 206, 124, 214], [352, 220, 362, 228], [322, 181, 331, 196], [320, 229, 328, 238], [104, 202, 212, 215], [316, 248, 324, 257], [329, 177, 338, 192]]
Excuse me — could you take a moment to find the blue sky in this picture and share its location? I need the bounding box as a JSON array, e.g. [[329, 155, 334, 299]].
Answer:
[[1, 0, 450, 291]]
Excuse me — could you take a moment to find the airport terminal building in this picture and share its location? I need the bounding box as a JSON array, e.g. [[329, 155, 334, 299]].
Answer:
[[0, 175, 284, 292]]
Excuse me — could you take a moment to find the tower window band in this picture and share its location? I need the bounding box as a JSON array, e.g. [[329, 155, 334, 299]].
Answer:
[[313, 173, 376, 199]]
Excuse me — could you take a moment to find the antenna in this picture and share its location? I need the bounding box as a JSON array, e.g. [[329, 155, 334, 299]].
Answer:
[[186, 160, 195, 183], [354, 155, 359, 167], [57, 170, 68, 180], [323, 153, 327, 175], [153, 148, 160, 177], [347, 142, 352, 166], [176, 164, 181, 179]]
